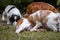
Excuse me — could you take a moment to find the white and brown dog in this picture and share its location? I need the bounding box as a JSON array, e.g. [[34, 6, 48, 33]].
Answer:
[[15, 10, 60, 34], [2, 5, 22, 25]]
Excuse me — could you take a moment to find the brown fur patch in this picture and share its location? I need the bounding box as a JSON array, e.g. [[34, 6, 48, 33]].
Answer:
[[17, 19, 23, 26]]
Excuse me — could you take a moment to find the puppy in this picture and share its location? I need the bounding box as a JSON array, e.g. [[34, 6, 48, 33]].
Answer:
[[15, 10, 60, 34], [2, 5, 21, 25]]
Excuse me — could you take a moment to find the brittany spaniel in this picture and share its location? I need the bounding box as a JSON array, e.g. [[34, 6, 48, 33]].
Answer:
[[24, 2, 58, 17], [15, 10, 60, 34], [2, 5, 21, 25]]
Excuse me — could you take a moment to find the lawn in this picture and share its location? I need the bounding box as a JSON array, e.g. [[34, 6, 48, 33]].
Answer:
[[0, 24, 60, 40]]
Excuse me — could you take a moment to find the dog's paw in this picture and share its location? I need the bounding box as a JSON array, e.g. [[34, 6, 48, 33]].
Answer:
[[58, 29, 60, 32], [53, 29, 57, 32], [15, 30, 20, 34], [7, 21, 11, 24], [30, 28, 38, 32]]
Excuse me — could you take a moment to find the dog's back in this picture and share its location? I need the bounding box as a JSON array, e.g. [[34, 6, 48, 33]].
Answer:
[[5, 5, 15, 12]]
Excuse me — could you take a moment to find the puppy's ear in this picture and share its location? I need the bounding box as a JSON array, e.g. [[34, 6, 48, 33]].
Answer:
[[16, 16, 20, 21], [17, 19, 23, 26]]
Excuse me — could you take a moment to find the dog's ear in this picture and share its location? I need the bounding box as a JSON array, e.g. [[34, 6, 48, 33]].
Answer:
[[16, 16, 20, 21], [9, 14, 15, 23], [17, 19, 23, 26]]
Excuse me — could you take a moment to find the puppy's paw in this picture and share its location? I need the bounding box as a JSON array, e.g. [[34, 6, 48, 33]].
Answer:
[[15, 30, 19, 34], [30, 29, 39, 32], [53, 29, 57, 32]]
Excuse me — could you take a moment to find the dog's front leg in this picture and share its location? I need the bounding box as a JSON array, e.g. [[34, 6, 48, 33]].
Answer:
[[59, 23, 60, 31], [7, 16, 11, 24], [30, 22, 42, 31], [2, 11, 6, 21], [7, 19, 11, 24]]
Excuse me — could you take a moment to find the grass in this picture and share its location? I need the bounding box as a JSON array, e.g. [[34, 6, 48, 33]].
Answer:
[[0, 25, 60, 40]]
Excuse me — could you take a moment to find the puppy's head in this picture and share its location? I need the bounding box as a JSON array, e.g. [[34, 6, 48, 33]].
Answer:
[[9, 14, 20, 25]]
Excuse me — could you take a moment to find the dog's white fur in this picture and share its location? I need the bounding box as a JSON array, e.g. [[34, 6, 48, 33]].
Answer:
[[15, 10, 60, 34], [15, 18, 31, 33], [2, 5, 21, 24]]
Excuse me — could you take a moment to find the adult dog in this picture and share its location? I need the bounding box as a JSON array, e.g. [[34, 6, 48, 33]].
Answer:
[[2, 5, 21, 25], [15, 10, 60, 34]]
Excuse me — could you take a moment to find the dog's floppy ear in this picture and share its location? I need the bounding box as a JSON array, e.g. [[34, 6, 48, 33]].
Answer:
[[16, 15, 20, 21], [17, 19, 23, 26], [9, 14, 15, 23]]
